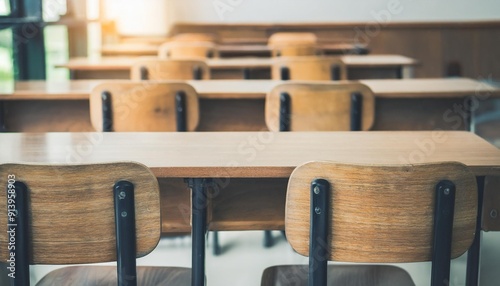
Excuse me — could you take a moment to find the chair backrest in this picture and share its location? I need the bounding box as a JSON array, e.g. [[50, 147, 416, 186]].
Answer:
[[89, 82, 199, 132], [0, 162, 160, 265], [268, 32, 319, 57], [286, 161, 477, 284], [271, 56, 347, 81], [268, 32, 317, 46], [158, 41, 218, 59], [265, 82, 375, 131], [131, 59, 210, 80]]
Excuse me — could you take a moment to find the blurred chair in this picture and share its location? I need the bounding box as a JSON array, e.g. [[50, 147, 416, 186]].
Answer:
[[0, 162, 191, 285], [261, 161, 478, 286], [268, 32, 319, 57], [271, 56, 347, 81], [131, 59, 210, 80], [89, 82, 199, 132], [265, 82, 375, 131], [158, 41, 218, 60]]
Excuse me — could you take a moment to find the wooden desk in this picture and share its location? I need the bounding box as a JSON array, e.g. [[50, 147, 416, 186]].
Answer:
[[56, 55, 417, 80], [1, 131, 498, 284], [101, 43, 369, 57], [1, 78, 498, 132]]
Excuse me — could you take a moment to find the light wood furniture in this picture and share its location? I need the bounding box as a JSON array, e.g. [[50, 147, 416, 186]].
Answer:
[[171, 33, 218, 43], [268, 32, 319, 57], [2, 78, 499, 132], [89, 81, 199, 132], [101, 43, 368, 57], [0, 162, 190, 285], [262, 161, 477, 285], [131, 59, 210, 80], [265, 82, 375, 131], [271, 56, 347, 80], [57, 54, 417, 80], [1, 131, 498, 286], [0, 131, 498, 286], [158, 42, 218, 60]]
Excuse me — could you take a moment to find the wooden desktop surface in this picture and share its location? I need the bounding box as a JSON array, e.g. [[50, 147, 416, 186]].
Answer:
[[2, 78, 497, 100], [2, 131, 499, 232], [56, 55, 417, 70], [2, 131, 500, 177]]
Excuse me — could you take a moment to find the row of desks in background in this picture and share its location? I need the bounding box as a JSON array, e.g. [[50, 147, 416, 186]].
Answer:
[[101, 42, 369, 57], [56, 55, 418, 80], [1, 78, 499, 132]]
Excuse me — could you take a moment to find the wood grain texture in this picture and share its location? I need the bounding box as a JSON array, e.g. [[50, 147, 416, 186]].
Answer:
[[89, 81, 199, 131], [36, 266, 191, 286], [261, 265, 415, 286], [0, 162, 161, 264], [271, 57, 347, 81], [130, 59, 210, 80], [1, 132, 500, 178], [158, 42, 219, 60], [265, 82, 375, 131], [286, 161, 477, 262]]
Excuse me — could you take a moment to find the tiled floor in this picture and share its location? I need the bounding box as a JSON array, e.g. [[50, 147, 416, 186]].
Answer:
[[30, 230, 500, 285]]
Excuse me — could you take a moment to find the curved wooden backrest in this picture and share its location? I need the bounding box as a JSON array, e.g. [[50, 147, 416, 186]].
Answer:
[[271, 56, 347, 81], [89, 81, 199, 132], [286, 161, 478, 263], [171, 33, 218, 43], [265, 82, 375, 131], [268, 32, 317, 46], [0, 162, 161, 264], [158, 41, 219, 59], [131, 59, 210, 80]]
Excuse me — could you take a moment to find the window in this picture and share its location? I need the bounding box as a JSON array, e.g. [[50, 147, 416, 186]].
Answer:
[[0, 0, 11, 16], [0, 28, 14, 82], [44, 25, 69, 80]]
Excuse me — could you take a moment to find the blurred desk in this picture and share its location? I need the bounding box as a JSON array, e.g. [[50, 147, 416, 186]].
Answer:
[[57, 54, 417, 80], [1, 78, 498, 132]]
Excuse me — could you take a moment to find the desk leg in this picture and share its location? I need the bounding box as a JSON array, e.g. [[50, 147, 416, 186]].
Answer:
[[243, 68, 251, 80], [189, 178, 209, 286], [466, 176, 485, 286]]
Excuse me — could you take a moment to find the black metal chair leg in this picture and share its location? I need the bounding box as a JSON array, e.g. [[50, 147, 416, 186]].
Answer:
[[264, 230, 274, 248], [212, 231, 221, 255]]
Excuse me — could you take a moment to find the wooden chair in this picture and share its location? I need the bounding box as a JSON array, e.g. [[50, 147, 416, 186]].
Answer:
[[158, 41, 218, 60], [0, 162, 191, 285], [271, 56, 347, 81], [131, 59, 210, 80], [265, 82, 375, 131], [268, 32, 319, 57], [89, 82, 199, 132], [262, 161, 478, 286]]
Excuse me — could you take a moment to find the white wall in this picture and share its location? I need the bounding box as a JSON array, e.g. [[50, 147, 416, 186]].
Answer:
[[109, 0, 500, 36], [168, 0, 500, 23]]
